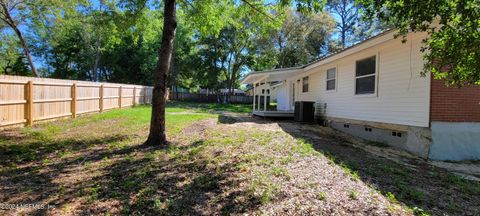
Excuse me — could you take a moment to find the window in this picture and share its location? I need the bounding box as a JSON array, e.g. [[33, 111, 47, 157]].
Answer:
[[302, 76, 309, 92], [355, 56, 376, 95], [326, 68, 336, 91]]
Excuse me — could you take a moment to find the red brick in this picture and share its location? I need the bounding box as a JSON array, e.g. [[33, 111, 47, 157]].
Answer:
[[430, 77, 480, 122]]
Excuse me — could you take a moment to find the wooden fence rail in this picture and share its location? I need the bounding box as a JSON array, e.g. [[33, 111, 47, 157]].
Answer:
[[169, 92, 253, 104], [0, 75, 153, 129]]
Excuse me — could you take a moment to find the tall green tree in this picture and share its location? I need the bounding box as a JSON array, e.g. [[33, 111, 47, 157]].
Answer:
[[0, 32, 31, 75], [359, 0, 480, 85], [192, 2, 281, 100], [146, 0, 327, 146], [326, 0, 386, 49], [0, 0, 39, 76], [30, 0, 162, 83], [0, 0, 77, 77], [253, 9, 336, 69], [326, 0, 358, 48]]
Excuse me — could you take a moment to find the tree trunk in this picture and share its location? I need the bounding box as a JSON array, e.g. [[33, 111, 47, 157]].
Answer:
[[92, 38, 101, 81], [15, 28, 38, 77], [227, 76, 235, 103], [145, 0, 177, 146], [92, 0, 103, 82], [0, 3, 38, 77]]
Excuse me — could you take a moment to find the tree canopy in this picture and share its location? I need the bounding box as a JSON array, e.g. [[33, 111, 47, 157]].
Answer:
[[0, 0, 385, 92], [359, 0, 480, 85]]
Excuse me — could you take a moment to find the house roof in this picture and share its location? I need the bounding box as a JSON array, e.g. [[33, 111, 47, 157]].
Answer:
[[240, 67, 304, 84], [241, 29, 396, 85]]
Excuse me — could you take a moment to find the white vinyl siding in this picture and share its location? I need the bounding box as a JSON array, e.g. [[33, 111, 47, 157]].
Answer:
[[275, 84, 290, 111], [302, 76, 309, 92], [285, 32, 430, 127]]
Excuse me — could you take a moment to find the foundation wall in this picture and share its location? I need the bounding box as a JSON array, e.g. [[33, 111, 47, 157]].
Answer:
[[327, 118, 432, 158]]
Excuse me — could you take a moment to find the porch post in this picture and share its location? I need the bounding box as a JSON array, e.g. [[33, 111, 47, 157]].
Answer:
[[257, 83, 261, 111], [253, 82, 256, 111], [264, 77, 267, 112]]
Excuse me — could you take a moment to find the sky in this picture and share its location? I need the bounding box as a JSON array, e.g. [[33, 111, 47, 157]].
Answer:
[[4, 0, 345, 72]]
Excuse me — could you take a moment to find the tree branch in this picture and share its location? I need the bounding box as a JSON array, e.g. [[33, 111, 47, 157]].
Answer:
[[239, 0, 275, 21]]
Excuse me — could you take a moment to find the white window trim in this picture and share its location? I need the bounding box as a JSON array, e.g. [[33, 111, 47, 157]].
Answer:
[[326, 66, 337, 92], [302, 76, 309, 93], [353, 54, 379, 97]]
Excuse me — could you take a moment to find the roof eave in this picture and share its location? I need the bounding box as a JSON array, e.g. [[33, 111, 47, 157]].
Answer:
[[242, 29, 398, 84]]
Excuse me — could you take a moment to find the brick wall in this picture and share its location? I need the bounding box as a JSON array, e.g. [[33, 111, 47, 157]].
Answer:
[[430, 78, 480, 122]]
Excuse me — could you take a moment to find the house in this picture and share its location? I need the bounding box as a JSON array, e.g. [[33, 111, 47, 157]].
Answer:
[[241, 30, 480, 161], [198, 88, 246, 96]]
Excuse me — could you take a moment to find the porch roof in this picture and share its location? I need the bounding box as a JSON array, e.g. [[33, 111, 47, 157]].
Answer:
[[240, 67, 304, 84]]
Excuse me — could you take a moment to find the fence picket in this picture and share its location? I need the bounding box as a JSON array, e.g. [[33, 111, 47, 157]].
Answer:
[[71, 83, 77, 118], [0, 75, 153, 129]]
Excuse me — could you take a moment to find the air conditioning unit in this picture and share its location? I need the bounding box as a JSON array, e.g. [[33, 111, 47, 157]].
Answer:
[[315, 102, 327, 126], [294, 101, 315, 122]]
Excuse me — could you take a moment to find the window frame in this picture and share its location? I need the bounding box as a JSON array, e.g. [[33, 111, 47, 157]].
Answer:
[[354, 55, 378, 96], [302, 76, 309, 93], [326, 67, 337, 92]]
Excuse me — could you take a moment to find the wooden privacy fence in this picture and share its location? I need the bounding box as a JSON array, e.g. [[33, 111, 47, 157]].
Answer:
[[0, 75, 153, 128], [170, 92, 253, 104]]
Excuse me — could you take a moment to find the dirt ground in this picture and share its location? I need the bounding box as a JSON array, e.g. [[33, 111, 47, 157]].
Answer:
[[1, 108, 479, 215], [220, 113, 480, 215]]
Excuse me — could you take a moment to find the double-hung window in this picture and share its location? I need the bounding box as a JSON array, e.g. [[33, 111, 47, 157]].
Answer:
[[302, 76, 309, 92], [326, 68, 336, 91], [355, 56, 376, 95]]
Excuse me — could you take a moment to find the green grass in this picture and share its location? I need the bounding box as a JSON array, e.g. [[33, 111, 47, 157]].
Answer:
[[1, 101, 479, 215], [0, 102, 241, 164], [317, 191, 327, 201], [167, 101, 252, 113], [349, 189, 359, 200]]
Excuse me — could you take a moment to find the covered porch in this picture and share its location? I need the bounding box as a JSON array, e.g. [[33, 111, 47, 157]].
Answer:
[[241, 67, 303, 118]]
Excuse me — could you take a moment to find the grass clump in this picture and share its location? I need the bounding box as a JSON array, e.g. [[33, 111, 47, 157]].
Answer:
[[317, 191, 327, 201], [248, 172, 281, 205], [349, 189, 359, 200], [270, 166, 290, 179], [293, 138, 318, 156], [340, 162, 360, 181]]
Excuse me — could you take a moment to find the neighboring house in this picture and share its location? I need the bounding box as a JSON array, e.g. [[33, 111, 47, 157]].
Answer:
[[198, 88, 246, 96], [241, 30, 480, 161]]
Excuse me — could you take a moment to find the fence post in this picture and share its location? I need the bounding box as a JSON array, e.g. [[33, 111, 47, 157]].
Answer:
[[71, 83, 77, 118], [25, 81, 34, 126], [141, 87, 145, 104], [133, 86, 136, 106], [99, 84, 104, 112], [118, 86, 122, 108]]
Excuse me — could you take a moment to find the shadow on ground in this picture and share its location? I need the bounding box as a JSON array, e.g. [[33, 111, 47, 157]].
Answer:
[[220, 113, 480, 215], [0, 131, 260, 215], [1, 108, 479, 215]]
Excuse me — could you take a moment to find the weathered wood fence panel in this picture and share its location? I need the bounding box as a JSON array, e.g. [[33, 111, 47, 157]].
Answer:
[[0, 75, 153, 129], [169, 92, 253, 104]]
